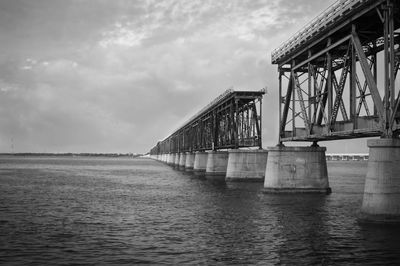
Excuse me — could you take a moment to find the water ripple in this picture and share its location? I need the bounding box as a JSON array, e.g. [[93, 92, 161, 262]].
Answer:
[[1, 157, 400, 265]]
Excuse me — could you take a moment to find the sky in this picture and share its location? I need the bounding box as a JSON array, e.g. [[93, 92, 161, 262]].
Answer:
[[0, 0, 370, 154]]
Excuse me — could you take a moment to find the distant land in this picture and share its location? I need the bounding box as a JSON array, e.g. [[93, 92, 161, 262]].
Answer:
[[0, 153, 143, 158]]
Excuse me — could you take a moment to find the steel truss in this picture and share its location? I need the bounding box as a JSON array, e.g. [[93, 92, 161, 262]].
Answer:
[[150, 90, 265, 155], [273, 0, 400, 143]]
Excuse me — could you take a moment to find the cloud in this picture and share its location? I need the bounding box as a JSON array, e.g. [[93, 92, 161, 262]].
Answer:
[[0, 0, 346, 153]]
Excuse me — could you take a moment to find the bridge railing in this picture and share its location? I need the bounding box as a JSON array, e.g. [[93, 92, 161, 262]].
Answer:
[[271, 0, 369, 64]]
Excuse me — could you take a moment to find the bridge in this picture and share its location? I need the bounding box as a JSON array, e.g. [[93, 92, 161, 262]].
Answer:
[[273, 0, 400, 143], [269, 0, 400, 222], [150, 89, 264, 155], [149, 0, 400, 222], [149, 89, 268, 181]]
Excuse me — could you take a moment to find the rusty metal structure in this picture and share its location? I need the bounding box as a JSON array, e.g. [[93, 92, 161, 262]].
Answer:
[[272, 0, 400, 143], [149, 89, 265, 155]]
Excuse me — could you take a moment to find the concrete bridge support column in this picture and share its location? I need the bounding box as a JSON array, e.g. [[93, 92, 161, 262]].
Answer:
[[178, 152, 186, 170], [185, 152, 195, 171], [168, 153, 176, 166], [193, 151, 208, 176], [174, 153, 181, 167], [206, 151, 229, 181], [361, 139, 400, 222], [264, 145, 330, 193], [226, 149, 268, 182]]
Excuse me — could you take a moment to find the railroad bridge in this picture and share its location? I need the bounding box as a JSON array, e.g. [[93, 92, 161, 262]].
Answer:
[[269, 0, 400, 222], [150, 0, 400, 222], [149, 89, 268, 181], [150, 89, 264, 154], [273, 0, 400, 142]]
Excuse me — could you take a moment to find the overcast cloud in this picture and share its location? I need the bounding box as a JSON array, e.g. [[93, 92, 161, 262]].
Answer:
[[1, 0, 370, 154]]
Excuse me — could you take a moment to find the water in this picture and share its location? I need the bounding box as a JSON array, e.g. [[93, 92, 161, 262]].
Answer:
[[1, 156, 400, 265]]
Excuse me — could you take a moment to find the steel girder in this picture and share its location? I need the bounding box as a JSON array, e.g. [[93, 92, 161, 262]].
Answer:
[[149, 90, 265, 155], [275, 0, 400, 143]]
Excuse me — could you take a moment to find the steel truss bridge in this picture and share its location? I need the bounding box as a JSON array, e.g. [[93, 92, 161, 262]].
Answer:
[[272, 0, 400, 143], [149, 89, 265, 155]]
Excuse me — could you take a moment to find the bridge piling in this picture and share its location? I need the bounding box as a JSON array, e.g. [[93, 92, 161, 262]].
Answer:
[[205, 151, 229, 181], [361, 139, 400, 222], [193, 151, 208, 176], [178, 152, 186, 170], [168, 153, 176, 166], [184, 152, 195, 171], [174, 153, 180, 168], [264, 145, 331, 193], [226, 149, 268, 182]]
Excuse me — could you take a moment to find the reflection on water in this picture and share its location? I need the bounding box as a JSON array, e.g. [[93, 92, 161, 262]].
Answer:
[[0, 157, 400, 265]]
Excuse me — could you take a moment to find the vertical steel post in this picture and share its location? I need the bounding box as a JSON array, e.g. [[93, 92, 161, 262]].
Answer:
[[327, 38, 332, 130], [308, 51, 312, 123], [373, 47, 378, 117], [213, 111, 217, 150], [292, 62, 296, 136], [383, 1, 390, 134], [389, 0, 395, 131], [278, 70, 282, 143], [235, 99, 239, 148], [350, 25, 357, 125]]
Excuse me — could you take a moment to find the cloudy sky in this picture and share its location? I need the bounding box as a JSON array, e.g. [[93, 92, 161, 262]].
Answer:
[[1, 0, 369, 154]]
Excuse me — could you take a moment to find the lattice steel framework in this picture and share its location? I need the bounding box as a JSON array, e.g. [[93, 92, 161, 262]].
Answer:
[[272, 0, 400, 143], [149, 90, 265, 155]]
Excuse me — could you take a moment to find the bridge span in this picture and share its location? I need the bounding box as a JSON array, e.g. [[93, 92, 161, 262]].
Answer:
[[269, 0, 400, 222], [150, 0, 400, 222], [149, 89, 268, 181]]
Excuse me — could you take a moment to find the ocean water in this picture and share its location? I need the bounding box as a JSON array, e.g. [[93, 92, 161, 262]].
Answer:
[[1, 156, 400, 265]]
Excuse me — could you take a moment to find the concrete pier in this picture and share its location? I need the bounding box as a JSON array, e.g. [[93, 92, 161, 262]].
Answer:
[[226, 149, 268, 182], [205, 151, 229, 181], [167, 153, 175, 165], [360, 139, 400, 222], [193, 151, 208, 176], [174, 153, 180, 167], [185, 152, 195, 171], [264, 145, 330, 193], [178, 152, 186, 170]]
